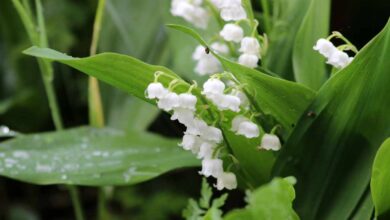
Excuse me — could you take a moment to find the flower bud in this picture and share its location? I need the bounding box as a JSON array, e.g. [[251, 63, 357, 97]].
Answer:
[[146, 83, 168, 99], [238, 54, 259, 68]]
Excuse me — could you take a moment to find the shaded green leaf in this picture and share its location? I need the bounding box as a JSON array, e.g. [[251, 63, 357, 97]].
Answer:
[[263, 0, 311, 79], [274, 19, 390, 220], [0, 127, 199, 185], [292, 0, 330, 89], [224, 177, 299, 220], [371, 138, 390, 218]]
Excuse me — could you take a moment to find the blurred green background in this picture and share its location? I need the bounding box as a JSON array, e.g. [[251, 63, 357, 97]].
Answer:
[[0, 0, 388, 219]]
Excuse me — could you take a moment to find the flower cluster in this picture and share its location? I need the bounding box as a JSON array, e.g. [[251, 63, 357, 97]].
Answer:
[[146, 71, 282, 190], [202, 77, 281, 149], [171, 0, 209, 29], [146, 75, 237, 190], [313, 38, 354, 69], [170, 0, 262, 75]]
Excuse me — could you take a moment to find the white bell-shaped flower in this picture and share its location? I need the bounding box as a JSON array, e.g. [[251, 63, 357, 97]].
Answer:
[[260, 133, 281, 151], [231, 115, 248, 132], [239, 37, 261, 55], [238, 54, 259, 68], [215, 172, 237, 190], [171, 0, 209, 29], [197, 141, 216, 159], [146, 82, 169, 99], [231, 89, 249, 109], [220, 24, 244, 43], [211, 42, 229, 55], [186, 118, 209, 136], [220, 6, 247, 21], [194, 56, 221, 75], [193, 45, 221, 75], [237, 121, 259, 138], [180, 133, 201, 154], [202, 78, 225, 96], [313, 38, 337, 58], [327, 50, 352, 69], [202, 126, 223, 143], [219, 94, 241, 112], [171, 108, 195, 125], [157, 92, 180, 111], [199, 158, 224, 178], [178, 93, 197, 111]]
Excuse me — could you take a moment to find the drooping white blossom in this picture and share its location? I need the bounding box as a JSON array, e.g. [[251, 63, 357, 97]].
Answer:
[[157, 92, 180, 111], [313, 38, 337, 58], [215, 172, 237, 190], [231, 115, 259, 138], [171, 0, 209, 29], [259, 133, 281, 151], [219, 94, 241, 112], [197, 141, 216, 159], [146, 82, 169, 99], [238, 54, 259, 68], [211, 42, 229, 55], [178, 93, 197, 111], [193, 45, 221, 75], [231, 89, 249, 109], [220, 23, 244, 43], [313, 38, 353, 69], [186, 118, 209, 136], [180, 133, 201, 153], [199, 158, 224, 178], [237, 121, 259, 138], [171, 107, 195, 125], [202, 126, 223, 143], [326, 50, 353, 69], [202, 78, 225, 96], [239, 37, 261, 56], [219, 0, 247, 21]]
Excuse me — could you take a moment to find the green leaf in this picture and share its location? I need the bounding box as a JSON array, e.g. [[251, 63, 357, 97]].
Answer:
[[273, 19, 390, 220], [23, 46, 186, 103], [0, 127, 199, 185], [200, 178, 213, 209], [224, 177, 299, 220], [263, 0, 311, 79], [292, 0, 330, 89], [371, 138, 390, 218], [204, 194, 228, 220]]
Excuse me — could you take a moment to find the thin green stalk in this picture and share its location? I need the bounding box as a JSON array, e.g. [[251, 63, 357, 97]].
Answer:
[[69, 186, 85, 220], [89, 1, 108, 219], [260, 0, 271, 33], [88, 0, 106, 128], [13, 1, 84, 219]]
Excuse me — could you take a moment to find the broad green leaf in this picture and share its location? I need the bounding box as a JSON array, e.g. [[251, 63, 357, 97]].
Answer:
[[292, 0, 330, 89], [371, 138, 390, 218], [0, 127, 199, 185], [23, 46, 187, 103], [273, 19, 390, 220], [263, 0, 311, 79], [224, 177, 299, 220]]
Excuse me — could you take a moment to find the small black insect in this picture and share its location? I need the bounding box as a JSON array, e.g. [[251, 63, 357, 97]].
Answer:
[[307, 111, 316, 117], [205, 47, 210, 54]]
